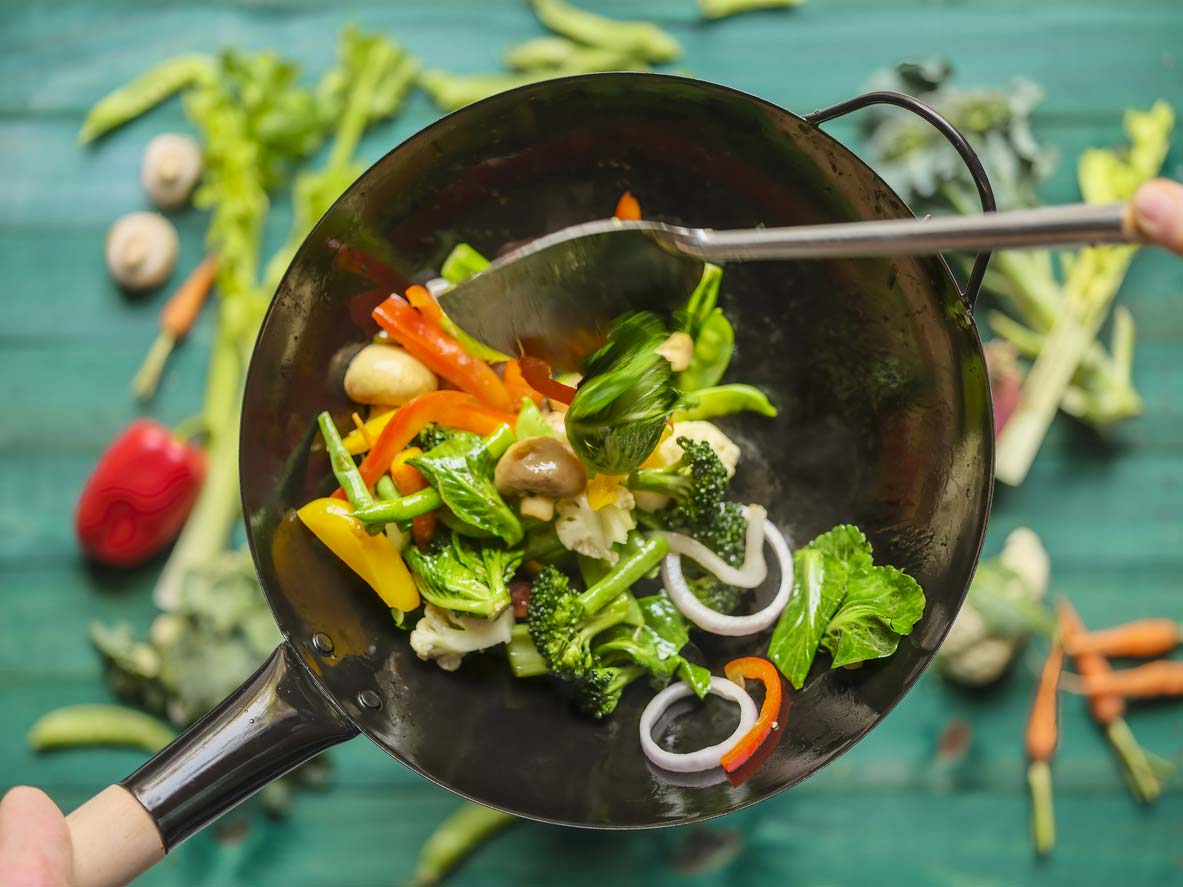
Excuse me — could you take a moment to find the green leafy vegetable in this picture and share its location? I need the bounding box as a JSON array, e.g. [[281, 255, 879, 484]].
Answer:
[[768, 525, 925, 688], [565, 312, 681, 474], [405, 533, 522, 618], [595, 591, 711, 696], [78, 54, 217, 144], [410, 430, 522, 546]]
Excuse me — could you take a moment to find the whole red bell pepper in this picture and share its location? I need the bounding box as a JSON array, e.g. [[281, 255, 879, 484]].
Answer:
[[75, 419, 206, 567]]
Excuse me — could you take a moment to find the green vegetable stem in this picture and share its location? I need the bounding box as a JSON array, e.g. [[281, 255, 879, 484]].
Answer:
[[78, 54, 217, 144], [318, 411, 374, 510], [410, 802, 518, 887], [675, 384, 778, 421], [28, 704, 177, 754]]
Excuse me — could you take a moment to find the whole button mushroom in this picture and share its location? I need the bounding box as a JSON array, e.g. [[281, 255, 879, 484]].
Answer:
[[344, 343, 438, 405], [494, 436, 587, 500], [141, 133, 203, 210], [105, 211, 179, 292]]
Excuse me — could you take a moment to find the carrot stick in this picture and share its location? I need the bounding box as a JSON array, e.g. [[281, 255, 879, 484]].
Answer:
[[1057, 600, 1164, 804], [1079, 661, 1183, 698], [391, 447, 436, 548], [132, 254, 219, 400], [1065, 619, 1182, 658], [1026, 644, 1062, 856], [614, 191, 641, 221]]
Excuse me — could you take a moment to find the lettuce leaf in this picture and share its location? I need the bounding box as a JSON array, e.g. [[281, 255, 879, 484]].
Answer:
[[820, 566, 925, 668]]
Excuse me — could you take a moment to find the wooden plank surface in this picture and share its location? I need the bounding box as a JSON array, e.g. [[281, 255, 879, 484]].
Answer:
[[1, 1, 1181, 885]]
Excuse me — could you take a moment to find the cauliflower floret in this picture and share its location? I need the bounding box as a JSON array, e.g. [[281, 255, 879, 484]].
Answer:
[[554, 488, 636, 563], [409, 603, 513, 672], [634, 420, 740, 512]]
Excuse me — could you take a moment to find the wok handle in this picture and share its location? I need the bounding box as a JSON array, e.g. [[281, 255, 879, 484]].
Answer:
[[65, 643, 358, 887], [804, 90, 998, 311]]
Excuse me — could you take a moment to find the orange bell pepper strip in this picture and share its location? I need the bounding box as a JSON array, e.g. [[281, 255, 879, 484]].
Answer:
[[391, 447, 436, 548], [720, 657, 784, 774], [373, 294, 512, 412], [519, 355, 577, 405], [405, 284, 444, 327], [614, 191, 641, 221], [503, 359, 544, 407]]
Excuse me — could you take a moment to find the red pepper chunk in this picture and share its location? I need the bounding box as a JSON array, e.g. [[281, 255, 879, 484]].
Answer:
[[720, 657, 784, 775], [614, 191, 641, 221], [75, 419, 205, 567], [518, 356, 577, 405], [372, 295, 512, 412]]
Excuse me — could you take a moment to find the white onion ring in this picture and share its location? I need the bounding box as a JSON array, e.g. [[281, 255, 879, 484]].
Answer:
[[639, 677, 758, 773], [661, 511, 794, 637], [662, 504, 768, 588]]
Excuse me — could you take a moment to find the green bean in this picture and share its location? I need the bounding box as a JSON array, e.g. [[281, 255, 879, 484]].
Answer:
[[317, 411, 373, 509], [531, 0, 682, 63], [700, 0, 806, 19], [28, 705, 177, 754], [79, 54, 217, 144], [353, 488, 441, 525], [375, 474, 398, 501], [675, 383, 778, 421], [411, 802, 517, 887], [679, 308, 735, 391]]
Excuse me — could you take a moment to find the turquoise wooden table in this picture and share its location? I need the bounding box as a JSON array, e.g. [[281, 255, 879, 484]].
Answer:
[[2, 1, 1181, 884]]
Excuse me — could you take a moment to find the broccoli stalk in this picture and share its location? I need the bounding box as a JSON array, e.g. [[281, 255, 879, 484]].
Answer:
[[506, 623, 548, 678], [527, 533, 670, 717]]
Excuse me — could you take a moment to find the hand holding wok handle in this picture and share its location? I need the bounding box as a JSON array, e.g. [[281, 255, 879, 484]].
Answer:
[[1131, 178, 1183, 255], [62, 645, 357, 887]]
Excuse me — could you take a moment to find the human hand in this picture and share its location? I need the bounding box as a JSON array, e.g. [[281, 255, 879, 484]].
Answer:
[[0, 787, 73, 887], [1132, 178, 1183, 255]]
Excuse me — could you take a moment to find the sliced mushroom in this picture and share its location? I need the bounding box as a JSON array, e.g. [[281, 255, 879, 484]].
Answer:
[[494, 436, 586, 499], [141, 133, 203, 210], [344, 343, 438, 405], [105, 211, 179, 291], [519, 495, 555, 522]]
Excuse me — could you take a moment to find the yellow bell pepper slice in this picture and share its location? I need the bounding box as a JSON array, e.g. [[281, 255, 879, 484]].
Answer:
[[342, 411, 396, 455], [297, 498, 419, 611]]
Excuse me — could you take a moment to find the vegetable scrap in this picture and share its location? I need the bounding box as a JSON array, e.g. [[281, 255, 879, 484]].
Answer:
[[861, 62, 1175, 484], [1026, 643, 1063, 856], [28, 705, 176, 754]]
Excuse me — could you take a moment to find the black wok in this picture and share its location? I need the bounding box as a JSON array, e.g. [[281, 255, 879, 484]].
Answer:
[[63, 74, 994, 887]]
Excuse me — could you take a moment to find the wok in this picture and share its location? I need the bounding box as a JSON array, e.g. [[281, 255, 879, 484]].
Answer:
[[62, 74, 995, 887]]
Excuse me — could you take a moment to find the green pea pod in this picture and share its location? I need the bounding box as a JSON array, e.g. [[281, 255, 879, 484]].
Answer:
[[675, 383, 778, 421], [680, 263, 723, 338], [28, 704, 177, 754], [679, 307, 734, 391], [79, 54, 217, 144]]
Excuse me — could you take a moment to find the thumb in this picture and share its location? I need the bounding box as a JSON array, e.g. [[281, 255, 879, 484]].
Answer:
[[0, 787, 74, 887], [1132, 178, 1183, 256]]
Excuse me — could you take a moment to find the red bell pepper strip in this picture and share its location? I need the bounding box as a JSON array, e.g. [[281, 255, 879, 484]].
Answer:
[[327, 239, 404, 293], [75, 419, 206, 567], [503, 359, 544, 407], [335, 391, 516, 499], [391, 447, 436, 548], [720, 657, 784, 775], [518, 355, 577, 405], [614, 191, 641, 221], [373, 294, 513, 412], [405, 284, 445, 328]]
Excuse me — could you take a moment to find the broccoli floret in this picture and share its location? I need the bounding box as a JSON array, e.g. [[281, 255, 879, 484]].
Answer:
[[687, 500, 748, 568], [686, 569, 744, 614], [627, 436, 728, 527], [415, 423, 455, 452], [527, 533, 670, 718]]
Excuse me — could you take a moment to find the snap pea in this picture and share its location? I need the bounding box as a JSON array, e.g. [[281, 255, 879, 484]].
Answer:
[[700, 0, 806, 19], [505, 36, 583, 72], [680, 263, 723, 338], [678, 307, 734, 391], [318, 411, 373, 509], [531, 0, 682, 64], [79, 54, 217, 144], [28, 704, 177, 754], [411, 802, 517, 887], [675, 383, 778, 421]]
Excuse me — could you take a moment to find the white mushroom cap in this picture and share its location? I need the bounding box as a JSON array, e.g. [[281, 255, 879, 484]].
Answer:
[[105, 211, 179, 292], [141, 133, 203, 210]]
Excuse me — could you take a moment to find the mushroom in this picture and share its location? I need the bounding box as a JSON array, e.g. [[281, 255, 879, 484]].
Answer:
[[344, 343, 438, 405], [141, 133, 203, 209], [519, 495, 556, 522], [656, 331, 694, 372], [105, 211, 179, 292], [494, 436, 587, 499]]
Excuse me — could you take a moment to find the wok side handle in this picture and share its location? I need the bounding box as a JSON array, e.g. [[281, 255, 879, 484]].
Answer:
[[66, 643, 358, 887], [805, 90, 997, 311]]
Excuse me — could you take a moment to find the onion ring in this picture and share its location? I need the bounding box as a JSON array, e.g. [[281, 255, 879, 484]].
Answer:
[[661, 511, 794, 637], [639, 677, 758, 773], [662, 504, 768, 588]]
